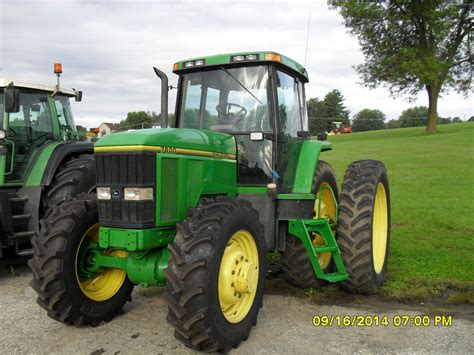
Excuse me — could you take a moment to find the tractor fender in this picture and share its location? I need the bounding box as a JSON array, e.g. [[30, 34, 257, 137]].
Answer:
[[41, 142, 94, 187], [292, 140, 332, 194]]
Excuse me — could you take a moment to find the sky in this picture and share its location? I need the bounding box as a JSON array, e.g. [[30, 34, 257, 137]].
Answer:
[[1, 0, 472, 128]]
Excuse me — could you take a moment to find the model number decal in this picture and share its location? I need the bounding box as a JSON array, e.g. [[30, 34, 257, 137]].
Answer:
[[160, 146, 177, 154]]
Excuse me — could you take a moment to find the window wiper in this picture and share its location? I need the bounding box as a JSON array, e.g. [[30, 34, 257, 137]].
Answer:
[[220, 67, 263, 105]]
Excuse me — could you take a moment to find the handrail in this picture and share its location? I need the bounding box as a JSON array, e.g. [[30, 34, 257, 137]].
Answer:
[[3, 139, 15, 175]]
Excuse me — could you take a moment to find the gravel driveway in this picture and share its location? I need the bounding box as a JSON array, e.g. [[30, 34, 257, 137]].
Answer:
[[1, 263, 472, 354]]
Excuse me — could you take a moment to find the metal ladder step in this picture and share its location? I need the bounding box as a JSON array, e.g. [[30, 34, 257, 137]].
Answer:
[[321, 272, 349, 283], [313, 245, 338, 253], [289, 219, 349, 283], [15, 245, 34, 256], [13, 231, 36, 238], [11, 214, 31, 221], [9, 196, 28, 203]]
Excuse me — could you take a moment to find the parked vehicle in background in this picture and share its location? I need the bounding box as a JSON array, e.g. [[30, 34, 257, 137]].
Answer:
[[0, 64, 95, 259], [329, 121, 352, 135]]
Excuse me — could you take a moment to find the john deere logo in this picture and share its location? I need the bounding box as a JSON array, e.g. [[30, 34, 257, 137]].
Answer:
[[112, 188, 121, 199]]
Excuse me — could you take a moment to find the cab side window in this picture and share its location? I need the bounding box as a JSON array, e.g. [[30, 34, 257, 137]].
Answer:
[[6, 92, 53, 182], [276, 71, 303, 137], [276, 71, 304, 189], [9, 93, 52, 135]]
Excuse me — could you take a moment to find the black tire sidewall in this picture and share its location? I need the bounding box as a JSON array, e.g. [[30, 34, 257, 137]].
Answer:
[[370, 169, 391, 287], [43, 155, 96, 217], [311, 161, 339, 273], [206, 206, 267, 344], [312, 161, 339, 202], [60, 200, 134, 321]]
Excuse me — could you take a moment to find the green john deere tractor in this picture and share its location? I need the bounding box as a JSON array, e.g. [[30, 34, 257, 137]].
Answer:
[[30, 52, 390, 352], [0, 67, 95, 259]]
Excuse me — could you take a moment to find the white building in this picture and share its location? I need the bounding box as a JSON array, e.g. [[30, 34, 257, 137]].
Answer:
[[98, 122, 119, 137]]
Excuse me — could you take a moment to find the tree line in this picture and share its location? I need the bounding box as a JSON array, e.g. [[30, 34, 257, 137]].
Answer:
[[115, 111, 176, 130], [308, 89, 471, 133]]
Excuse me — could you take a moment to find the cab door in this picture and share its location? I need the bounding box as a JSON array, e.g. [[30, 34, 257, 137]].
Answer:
[[4, 90, 54, 183], [274, 70, 307, 190]]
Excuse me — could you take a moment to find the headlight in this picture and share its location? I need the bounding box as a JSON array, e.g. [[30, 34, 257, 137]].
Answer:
[[97, 187, 111, 200], [124, 187, 154, 201]]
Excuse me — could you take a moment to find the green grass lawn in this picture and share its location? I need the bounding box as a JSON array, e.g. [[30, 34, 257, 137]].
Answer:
[[323, 122, 474, 301]]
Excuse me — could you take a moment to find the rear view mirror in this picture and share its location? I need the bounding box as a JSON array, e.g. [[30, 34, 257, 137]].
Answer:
[[74, 90, 83, 102], [5, 84, 20, 113], [317, 133, 328, 141]]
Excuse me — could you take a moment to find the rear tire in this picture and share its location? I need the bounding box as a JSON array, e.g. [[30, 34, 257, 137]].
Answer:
[[29, 194, 134, 326], [337, 160, 390, 294], [281, 160, 339, 288], [164, 196, 266, 352], [42, 155, 96, 217]]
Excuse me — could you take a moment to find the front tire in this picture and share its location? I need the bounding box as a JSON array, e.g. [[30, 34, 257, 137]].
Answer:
[[164, 196, 267, 352], [29, 194, 134, 326], [337, 160, 391, 294]]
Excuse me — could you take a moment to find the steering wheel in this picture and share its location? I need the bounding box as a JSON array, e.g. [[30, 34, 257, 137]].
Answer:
[[216, 103, 248, 121], [7, 127, 17, 137]]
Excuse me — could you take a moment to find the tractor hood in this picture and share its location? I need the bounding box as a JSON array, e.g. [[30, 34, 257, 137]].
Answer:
[[94, 128, 236, 159]]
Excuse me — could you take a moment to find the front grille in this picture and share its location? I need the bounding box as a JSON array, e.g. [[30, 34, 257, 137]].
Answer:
[[95, 153, 156, 228], [161, 158, 179, 221]]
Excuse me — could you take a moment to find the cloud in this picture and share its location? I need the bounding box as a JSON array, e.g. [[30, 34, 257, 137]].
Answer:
[[1, 0, 472, 128]]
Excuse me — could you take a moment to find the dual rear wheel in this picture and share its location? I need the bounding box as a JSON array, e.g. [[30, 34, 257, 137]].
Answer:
[[282, 159, 390, 293]]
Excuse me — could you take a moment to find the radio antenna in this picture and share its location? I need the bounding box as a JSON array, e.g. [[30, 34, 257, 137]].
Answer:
[[304, 11, 312, 67]]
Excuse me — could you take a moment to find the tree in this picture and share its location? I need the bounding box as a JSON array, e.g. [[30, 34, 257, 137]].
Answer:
[[117, 111, 160, 129], [168, 113, 176, 127], [398, 106, 429, 127], [307, 97, 328, 133], [307, 90, 350, 134], [332, 1, 473, 134], [323, 89, 351, 126], [452, 116, 463, 123], [75, 125, 87, 141], [468, 116, 474, 122], [387, 119, 400, 129], [352, 109, 387, 131], [438, 116, 452, 124]]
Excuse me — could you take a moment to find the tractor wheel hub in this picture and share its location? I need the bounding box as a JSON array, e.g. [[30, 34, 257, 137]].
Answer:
[[234, 260, 258, 294]]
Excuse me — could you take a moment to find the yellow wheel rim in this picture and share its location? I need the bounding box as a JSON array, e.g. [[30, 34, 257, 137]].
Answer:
[[218, 230, 259, 324], [313, 182, 337, 269], [75, 224, 127, 302], [372, 183, 388, 274]]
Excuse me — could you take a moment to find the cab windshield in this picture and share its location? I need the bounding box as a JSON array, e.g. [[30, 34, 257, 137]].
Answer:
[[179, 66, 271, 132], [54, 95, 76, 132]]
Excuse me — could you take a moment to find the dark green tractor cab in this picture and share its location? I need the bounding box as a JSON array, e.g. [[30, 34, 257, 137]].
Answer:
[[0, 70, 95, 259]]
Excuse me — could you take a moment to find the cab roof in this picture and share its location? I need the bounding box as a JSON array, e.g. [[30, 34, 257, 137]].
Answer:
[[0, 78, 77, 97], [173, 51, 309, 82]]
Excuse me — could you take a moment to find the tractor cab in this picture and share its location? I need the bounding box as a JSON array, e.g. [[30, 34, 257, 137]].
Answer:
[[0, 78, 81, 184], [0, 66, 95, 259], [173, 52, 309, 189], [31, 52, 391, 353]]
